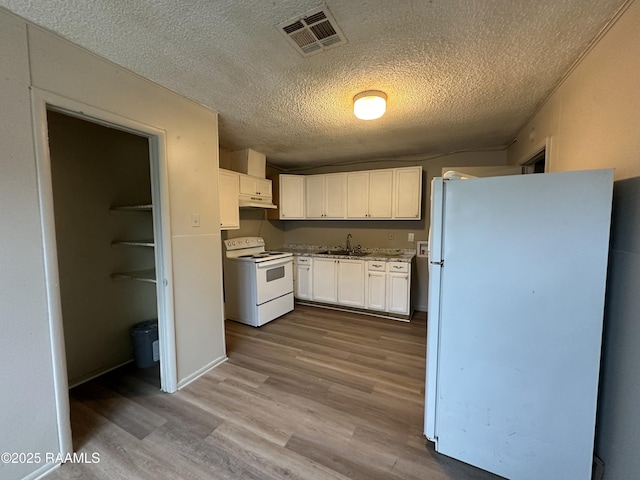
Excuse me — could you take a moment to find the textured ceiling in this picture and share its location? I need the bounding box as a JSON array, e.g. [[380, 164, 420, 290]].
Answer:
[[0, 0, 629, 168]]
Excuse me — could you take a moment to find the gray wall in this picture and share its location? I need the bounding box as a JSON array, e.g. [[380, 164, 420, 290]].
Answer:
[[48, 111, 158, 386], [597, 178, 640, 479], [507, 2, 640, 478]]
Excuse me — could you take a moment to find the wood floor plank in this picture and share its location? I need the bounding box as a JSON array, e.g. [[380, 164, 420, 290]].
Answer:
[[65, 399, 194, 480], [98, 366, 224, 439], [208, 422, 354, 480], [285, 433, 405, 480], [47, 304, 503, 480], [71, 381, 167, 440], [179, 376, 293, 446], [141, 420, 268, 480]]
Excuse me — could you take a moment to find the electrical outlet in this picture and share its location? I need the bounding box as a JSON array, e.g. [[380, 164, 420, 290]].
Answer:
[[388, 232, 394, 240], [408, 232, 414, 242], [191, 213, 200, 227]]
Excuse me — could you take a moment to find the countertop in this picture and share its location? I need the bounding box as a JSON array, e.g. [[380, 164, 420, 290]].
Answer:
[[280, 244, 415, 263]]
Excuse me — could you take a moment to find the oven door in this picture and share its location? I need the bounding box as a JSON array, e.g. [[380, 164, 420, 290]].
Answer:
[[255, 257, 293, 305]]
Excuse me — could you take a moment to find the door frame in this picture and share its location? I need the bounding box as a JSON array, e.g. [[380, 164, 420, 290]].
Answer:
[[517, 135, 553, 172], [30, 88, 178, 456]]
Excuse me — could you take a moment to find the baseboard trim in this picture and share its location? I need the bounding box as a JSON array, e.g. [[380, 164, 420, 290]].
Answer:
[[68, 359, 135, 389], [295, 300, 412, 322], [177, 355, 228, 390]]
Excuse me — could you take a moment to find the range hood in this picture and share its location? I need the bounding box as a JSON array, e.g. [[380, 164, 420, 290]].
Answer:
[[229, 148, 277, 209], [239, 196, 277, 209]]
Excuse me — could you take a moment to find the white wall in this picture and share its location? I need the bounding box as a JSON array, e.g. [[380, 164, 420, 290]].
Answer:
[[0, 8, 226, 479], [507, 2, 640, 479], [0, 12, 60, 480]]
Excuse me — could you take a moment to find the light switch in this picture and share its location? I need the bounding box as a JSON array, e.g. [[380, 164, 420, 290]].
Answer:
[[191, 213, 200, 227], [408, 232, 414, 242]]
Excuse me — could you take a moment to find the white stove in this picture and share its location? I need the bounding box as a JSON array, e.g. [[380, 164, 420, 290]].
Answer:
[[223, 237, 294, 327]]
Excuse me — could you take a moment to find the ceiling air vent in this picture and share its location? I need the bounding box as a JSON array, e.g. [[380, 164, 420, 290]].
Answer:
[[276, 5, 347, 57]]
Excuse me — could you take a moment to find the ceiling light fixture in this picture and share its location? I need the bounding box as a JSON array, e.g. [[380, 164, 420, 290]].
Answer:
[[353, 90, 387, 120]]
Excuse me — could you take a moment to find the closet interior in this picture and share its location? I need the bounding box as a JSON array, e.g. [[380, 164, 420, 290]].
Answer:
[[47, 110, 161, 388]]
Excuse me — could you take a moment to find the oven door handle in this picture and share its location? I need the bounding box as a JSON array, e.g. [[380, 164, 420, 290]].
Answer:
[[256, 258, 291, 269]]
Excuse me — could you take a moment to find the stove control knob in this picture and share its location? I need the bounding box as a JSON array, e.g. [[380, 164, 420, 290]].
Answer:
[[246, 239, 250, 244]]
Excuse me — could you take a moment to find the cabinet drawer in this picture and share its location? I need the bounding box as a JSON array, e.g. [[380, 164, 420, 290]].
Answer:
[[367, 261, 387, 272], [296, 257, 312, 265], [388, 262, 409, 273]]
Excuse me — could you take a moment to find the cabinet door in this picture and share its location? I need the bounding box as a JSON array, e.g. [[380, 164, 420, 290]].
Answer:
[[219, 170, 239, 230], [239, 175, 257, 195], [324, 173, 346, 219], [394, 166, 422, 219], [366, 270, 386, 311], [346, 172, 369, 219], [312, 258, 337, 303], [305, 175, 325, 219], [256, 178, 272, 197], [280, 175, 305, 219], [369, 169, 393, 218], [294, 257, 312, 300], [387, 273, 410, 315], [337, 259, 365, 307]]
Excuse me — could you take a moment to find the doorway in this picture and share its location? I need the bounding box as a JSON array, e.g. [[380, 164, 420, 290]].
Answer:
[[519, 136, 551, 174], [31, 88, 178, 455], [47, 110, 161, 388], [523, 149, 546, 173]]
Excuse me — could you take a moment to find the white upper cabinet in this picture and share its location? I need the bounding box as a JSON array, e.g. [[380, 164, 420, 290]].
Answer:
[[394, 166, 422, 219], [279, 174, 305, 219], [325, 174, 346, 218], [239, 174, 271, 198], [346, 171, 369, 218], [305, 175, 325, 218], [347, 169, 393, 219], [305, 173, 346, 219], [280, 166, 421, 220], [218, 169, 239, 230], [369, 169, 394, 218]]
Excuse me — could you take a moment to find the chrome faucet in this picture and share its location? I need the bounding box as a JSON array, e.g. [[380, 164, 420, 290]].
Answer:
[[346, 233, 353, 252]]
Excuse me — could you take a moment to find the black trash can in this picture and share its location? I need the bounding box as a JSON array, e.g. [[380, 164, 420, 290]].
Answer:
[[131, 320, 159, 368]]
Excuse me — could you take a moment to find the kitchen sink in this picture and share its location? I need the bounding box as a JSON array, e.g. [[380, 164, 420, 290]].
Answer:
[[315, 250, 368, 256]]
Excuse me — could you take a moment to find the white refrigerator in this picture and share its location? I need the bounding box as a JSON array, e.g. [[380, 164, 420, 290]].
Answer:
[[424, 169, 614, 480]]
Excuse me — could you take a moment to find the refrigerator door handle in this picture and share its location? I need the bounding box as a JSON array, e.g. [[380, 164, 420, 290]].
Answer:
[[430, 260, 444, 266]]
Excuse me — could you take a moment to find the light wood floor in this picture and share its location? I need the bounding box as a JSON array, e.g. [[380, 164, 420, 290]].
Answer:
[[46, 305, 502, 480]]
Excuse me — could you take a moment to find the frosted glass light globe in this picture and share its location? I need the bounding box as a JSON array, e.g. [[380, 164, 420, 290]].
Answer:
[[353, 91, 387, 120]]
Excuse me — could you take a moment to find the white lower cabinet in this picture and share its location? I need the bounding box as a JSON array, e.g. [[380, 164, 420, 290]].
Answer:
[[312, 257, 338, 303], [300, 256, 412, 318], [294, 256, 313, 300], [337, 259, 365, 307], [387, 263, 411, 315], [366, 261, 387, 311]]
